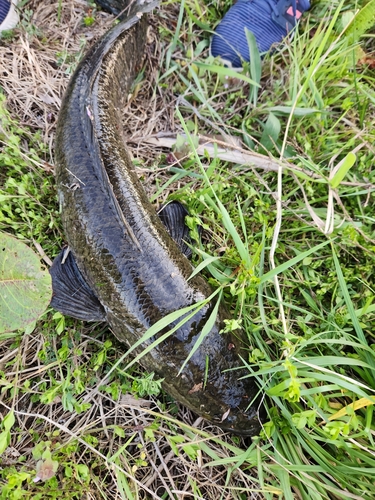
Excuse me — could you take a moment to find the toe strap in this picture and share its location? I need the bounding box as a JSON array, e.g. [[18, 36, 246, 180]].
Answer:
[[271, 0, 310, 32]]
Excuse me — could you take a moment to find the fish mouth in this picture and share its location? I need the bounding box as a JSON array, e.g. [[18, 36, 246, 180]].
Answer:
[[218, 420, 262, 437], [216, 407, 265, 437]]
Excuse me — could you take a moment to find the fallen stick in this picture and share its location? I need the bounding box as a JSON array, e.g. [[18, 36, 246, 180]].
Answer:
[[143, 135, 285, 173], [140, 134, 374, 189]]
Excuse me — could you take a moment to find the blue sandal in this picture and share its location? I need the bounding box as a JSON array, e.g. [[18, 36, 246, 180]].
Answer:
[[210, 0, 311, 68], [0, 0, 18, 32]]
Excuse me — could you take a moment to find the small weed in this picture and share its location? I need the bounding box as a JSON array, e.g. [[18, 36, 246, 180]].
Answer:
[[56, 39, 87, 75], [19, 8, 43, 38], [83, 16, 95, 27], [0, 29, 17, 41]]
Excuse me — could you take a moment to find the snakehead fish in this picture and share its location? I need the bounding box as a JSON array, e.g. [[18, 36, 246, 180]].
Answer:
[[50, 0, 263, 435]]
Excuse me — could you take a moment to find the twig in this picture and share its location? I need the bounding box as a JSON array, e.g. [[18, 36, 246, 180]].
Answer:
[[33, 240, 53, 266], [140, 134, 374, 188]]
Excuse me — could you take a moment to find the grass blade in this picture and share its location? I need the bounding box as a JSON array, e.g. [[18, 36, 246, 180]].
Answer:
[[177, 290, 222, 375], [331, 245, 375, 373], [260, 239, 332, 284], [194, 62, 260, 87], [245, 28, 262, 106], [329, 152, 356, 188]]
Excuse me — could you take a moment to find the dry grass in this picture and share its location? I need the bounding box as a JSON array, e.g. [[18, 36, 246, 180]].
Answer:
[[0, 325, 260, 498], [1, 1, 113, 154]]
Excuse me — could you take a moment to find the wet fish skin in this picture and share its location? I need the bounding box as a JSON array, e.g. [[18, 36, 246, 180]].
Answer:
[[53, 1, 263, 435], [94, 0, 128, 16]]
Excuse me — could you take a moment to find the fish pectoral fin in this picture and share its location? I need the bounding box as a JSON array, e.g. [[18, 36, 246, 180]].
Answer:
[[49, 248, 106, 322], [158, 201, 196, 259]]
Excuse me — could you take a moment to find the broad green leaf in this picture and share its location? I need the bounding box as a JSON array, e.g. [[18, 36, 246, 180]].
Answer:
[[260, 112, 281, 152], [0, 410, 14, 454], [2, 410, 15, 430], [0, 233, 52, 333], [0, 431, 11, 455], [182, 443, 199, 460]]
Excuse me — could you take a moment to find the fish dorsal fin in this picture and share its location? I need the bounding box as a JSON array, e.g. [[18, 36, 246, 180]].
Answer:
[[50, 248, 106, 321], [157, 201, 195, 259]]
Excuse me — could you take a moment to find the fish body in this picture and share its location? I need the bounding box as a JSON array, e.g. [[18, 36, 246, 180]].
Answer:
[[51, 0, 263, 435], [94, 0, 129, 16]]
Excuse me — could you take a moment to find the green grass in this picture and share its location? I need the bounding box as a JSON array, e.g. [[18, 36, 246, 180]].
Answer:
[[1, 0, 375, 498]]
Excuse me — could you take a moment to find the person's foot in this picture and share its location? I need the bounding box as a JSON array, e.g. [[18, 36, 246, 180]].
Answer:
[[0, 0, 19, 33], [210, 0, 311, 68]]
